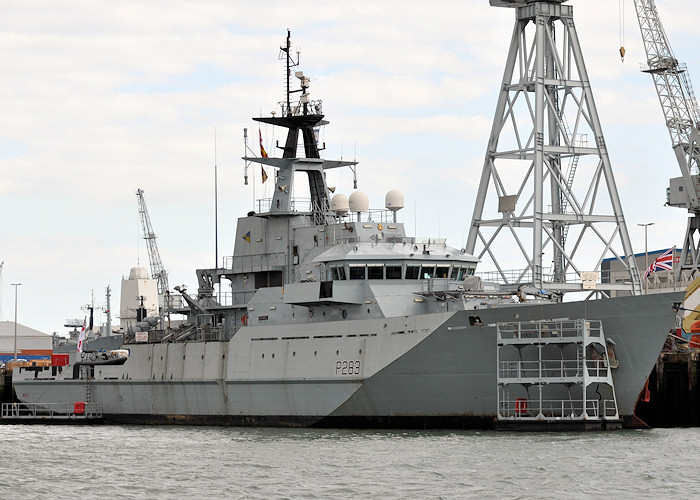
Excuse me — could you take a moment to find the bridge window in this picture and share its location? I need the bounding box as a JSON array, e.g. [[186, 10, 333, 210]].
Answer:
[[329, 266, 344, 280], [421, 265, 436, 279], [327, 265, 348, 280], [367, 264, 384, 280], [349, 265, 366, 280], [406, 266, 420, 279], [386, 265, 402, 279], [451, 266, 466, 280], [435, 266, 449, 278]]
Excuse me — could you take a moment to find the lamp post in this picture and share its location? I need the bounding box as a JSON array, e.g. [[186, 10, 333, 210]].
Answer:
[[638, 223, 654, 295], [11, 283, 22, 361]]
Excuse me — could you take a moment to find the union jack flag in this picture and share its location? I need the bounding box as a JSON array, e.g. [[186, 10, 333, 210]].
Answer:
[[643, 246, 675, 279]]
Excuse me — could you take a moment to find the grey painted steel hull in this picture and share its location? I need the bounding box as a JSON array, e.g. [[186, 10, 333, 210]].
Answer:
[[12, 291, 681, 427]]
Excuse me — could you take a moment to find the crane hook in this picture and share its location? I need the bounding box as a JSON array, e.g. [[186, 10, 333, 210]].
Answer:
[[619, 46, 626, 62]]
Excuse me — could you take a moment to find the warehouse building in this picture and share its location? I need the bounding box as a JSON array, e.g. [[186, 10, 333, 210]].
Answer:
[[0, 321, 52, 363]]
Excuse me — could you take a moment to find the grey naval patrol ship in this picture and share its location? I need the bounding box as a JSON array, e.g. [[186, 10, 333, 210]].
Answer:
[[13, 26, 684, 428]]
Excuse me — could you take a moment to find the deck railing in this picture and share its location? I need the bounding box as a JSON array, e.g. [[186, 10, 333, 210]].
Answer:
[[1, 402, 103, 419], [498, 398, 617, 419]]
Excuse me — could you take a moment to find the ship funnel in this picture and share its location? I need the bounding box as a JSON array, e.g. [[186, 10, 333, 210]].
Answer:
[[348, 191, 369, 220], [331, 193, 349, 215]]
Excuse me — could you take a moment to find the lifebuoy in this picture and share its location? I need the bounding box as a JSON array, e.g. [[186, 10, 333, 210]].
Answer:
[[241, 314, 248, 326], [515, 398, 528, 414]]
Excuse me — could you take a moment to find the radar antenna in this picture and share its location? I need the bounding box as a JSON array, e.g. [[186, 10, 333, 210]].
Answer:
[[136, 188, 169, 296]]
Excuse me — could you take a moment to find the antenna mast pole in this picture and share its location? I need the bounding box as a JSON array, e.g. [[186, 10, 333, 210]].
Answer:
[[285, 29, 291, 115], [279, 29, 299, 116]]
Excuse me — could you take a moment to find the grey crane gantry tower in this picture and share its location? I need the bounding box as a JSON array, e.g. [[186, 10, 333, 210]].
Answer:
[[632, 0, 700, 281], [136, 188, 169, 296], [466, 0, 642, 297]]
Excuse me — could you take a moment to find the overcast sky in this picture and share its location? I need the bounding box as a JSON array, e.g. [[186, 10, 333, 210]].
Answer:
[[1, 0, 698, 334]]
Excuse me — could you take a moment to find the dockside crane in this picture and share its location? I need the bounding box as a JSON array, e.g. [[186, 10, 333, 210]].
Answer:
[[136, 188, 169, 295], [633, 0, 700, 280]]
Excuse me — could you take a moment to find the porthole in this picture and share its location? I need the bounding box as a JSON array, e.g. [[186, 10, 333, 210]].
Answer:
[[342, 309, 348, 319], [262, 353, 265, 359], [359, 349, 362, 355], [293, 351, 296, 357], [336, 350, 339, 355], [367, 308, 370, 314], [272, 353, 275, 358], [314, 351, 317, 356]]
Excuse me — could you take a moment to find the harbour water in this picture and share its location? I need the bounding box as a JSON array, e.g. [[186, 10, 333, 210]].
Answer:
[[0, 425, 697, 499]]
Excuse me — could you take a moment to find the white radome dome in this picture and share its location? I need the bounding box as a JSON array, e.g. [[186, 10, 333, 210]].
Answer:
[[348, 191, 370, 213], [385, 189, 405, 212], [331, 193, 349, 215]]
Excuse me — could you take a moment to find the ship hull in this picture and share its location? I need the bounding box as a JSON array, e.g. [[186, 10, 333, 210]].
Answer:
[[12, 292, 682, 428]]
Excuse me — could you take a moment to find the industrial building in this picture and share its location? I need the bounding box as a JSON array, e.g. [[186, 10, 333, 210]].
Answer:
[[0, 321, 52, 363]]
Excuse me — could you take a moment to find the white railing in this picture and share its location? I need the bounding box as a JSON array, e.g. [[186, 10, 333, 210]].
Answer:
[[498, 398, 617, 419], [498, 360, 582, 379], [498, 358, 610, 379], [477, 268, 619, 286], [498, 319, 602, 342], [1, 402, 103, 419]]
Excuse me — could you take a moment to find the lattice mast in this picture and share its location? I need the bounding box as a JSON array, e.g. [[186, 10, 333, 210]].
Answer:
[[467, 0, 642, 296], [136, 188, 169, 295], [633, 0, 700, 279]]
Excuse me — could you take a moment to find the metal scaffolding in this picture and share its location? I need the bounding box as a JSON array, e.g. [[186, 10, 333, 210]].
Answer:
[[467, 1, 642, 296]]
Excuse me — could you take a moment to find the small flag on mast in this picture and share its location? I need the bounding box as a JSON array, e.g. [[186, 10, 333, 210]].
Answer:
[[643, 246, 675, 279], [262, 167, 268, 183], [259, 128, 268, 159], [77, 318, 87, 353]]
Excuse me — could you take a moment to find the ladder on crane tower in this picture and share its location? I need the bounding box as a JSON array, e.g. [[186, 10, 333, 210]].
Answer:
[[136, 188, 169, 296], [550, 89, 587, 247]]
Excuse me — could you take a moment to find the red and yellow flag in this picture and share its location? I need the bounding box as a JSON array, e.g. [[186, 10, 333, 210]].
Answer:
[[262, 167, 268, 183], [259, 128, 268, 159]]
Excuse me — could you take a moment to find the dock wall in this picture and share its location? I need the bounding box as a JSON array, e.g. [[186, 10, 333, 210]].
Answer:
[[635, 351, 700, 427]]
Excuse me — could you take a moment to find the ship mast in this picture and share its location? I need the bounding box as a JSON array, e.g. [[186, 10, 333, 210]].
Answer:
[[281, 29, 297, 119], [245, 31, 356, 224]]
